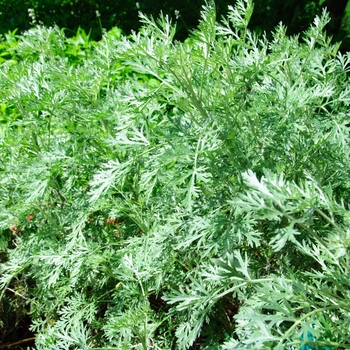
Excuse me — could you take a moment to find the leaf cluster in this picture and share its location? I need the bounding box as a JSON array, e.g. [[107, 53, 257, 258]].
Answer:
[[1, 1, 350, 348]]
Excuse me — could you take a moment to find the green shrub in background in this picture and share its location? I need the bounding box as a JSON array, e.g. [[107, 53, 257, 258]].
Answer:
[[1, 0, 350, 348], [0, 29, 19, 65], [0, 0, 349, 49]]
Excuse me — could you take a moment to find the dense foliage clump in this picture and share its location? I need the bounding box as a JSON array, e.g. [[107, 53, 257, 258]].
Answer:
[[1, 0, 350, 348]]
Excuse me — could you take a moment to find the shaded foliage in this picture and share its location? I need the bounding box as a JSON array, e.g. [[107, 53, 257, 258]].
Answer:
[[0, 0, 349, 50]]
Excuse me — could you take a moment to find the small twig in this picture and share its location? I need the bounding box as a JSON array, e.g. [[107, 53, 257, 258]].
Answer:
[[0, 337, 36, 349], [5, 287, 28, 301]]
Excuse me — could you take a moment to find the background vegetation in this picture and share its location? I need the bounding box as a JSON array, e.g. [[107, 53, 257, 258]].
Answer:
[[1, 0, 350, 349], [0, 0, 349, 49]]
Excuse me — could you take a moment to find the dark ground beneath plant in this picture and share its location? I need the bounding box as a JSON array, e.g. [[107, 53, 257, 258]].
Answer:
[[0, 317, 35, 350], [0, 251, 34, 350]]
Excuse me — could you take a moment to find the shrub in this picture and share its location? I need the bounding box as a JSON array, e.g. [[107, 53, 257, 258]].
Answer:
[[1, 0, 350, 348], [0, 0, 349, 48]]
